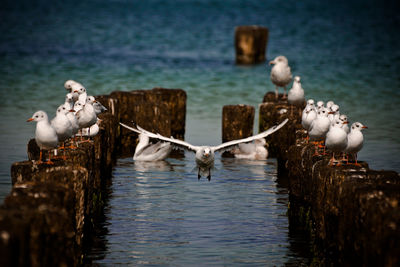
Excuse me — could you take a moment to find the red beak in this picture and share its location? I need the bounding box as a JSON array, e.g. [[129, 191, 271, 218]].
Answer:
[[362, 126, 368, 129], [27, 118, 34, 122]]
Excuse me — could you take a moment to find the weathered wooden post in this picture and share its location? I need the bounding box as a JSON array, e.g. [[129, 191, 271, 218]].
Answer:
[[235, 25, 269, 65], [222, 104, 255, 143]]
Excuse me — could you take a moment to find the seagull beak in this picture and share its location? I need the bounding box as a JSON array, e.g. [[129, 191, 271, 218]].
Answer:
[[343, 121, 349, 124], [328, 111, 335, 114], [69, 109, 75, 112], [27, 118, 34, 122], [362, 126, 368, 129], [269, 60, 275, 65], [73, 90, 78, 93]]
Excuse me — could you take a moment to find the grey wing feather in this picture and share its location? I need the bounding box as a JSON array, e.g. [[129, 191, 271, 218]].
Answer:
[[212, 118, 289, 152]]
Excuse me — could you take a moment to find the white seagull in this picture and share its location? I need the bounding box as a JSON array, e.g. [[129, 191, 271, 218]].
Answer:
[[301, 101, 317, 131], [120, 119, 288, 180], [288, 76, 305, 116], [120, 126, 172, 161], [316, 101, 324, 111], [87, 96, 107, 115], [344, 122, 368, 166], [78, 118, 102, 138], [27, 111, 59, 164], [64, 80, 83, 101], [269, 55, 292, 99], [230, 138, 268, 160], [75, 98, 97, 140], [51, 104, 73, 146], [325, 119, 348, 166], [328, 104, 340, 122], [339, 114, 350, 134]]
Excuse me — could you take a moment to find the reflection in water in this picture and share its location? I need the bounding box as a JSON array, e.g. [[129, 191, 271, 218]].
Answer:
[[133, 160, 174, 173], [86, 155, 311, 266]]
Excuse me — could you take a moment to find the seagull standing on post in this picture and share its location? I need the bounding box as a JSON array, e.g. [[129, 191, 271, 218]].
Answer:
[[269, 55, 292, 99], [27, 111, 59, 164]]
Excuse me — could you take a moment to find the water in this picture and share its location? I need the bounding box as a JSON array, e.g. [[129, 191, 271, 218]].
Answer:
[[88, 156, 309, 266], [0, 0, 399, 264]]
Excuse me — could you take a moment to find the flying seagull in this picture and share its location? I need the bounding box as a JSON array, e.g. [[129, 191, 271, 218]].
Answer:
[[120, 118, 288, 180]]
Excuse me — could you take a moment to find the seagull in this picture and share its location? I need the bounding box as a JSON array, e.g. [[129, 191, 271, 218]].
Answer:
[[27, 111, 58, 164], [51, 104, 73, 147], [308, 108, 331, 154], [230, 138, 268, 160], [64, 80, 83, 101], [306, 99, 315, 107], [339, 114, 350, 133], [325, 119, 348, 166], [344, 122, 367, 166], [75, 98, 97, 140], [119, 126, 172, 161], [326, 101, 335, 110], [120, 119, 288, 180], [78, 118, 102, 138], [269, 55, 292, 99], [301, 101, 317, 131], [87, 96, 107, 115], [316, 101, 324, 111], [328, 104, 340, 122], [76, 87, 88, 104], [288, 76, 305, 116], [64, 93, 75, 110]]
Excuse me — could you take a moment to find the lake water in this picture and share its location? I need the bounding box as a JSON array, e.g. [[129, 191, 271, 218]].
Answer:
[[0, 0, 399, 264]]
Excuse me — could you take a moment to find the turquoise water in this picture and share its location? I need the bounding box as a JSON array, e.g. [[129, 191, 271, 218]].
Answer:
[[0, 0, 399, 264]]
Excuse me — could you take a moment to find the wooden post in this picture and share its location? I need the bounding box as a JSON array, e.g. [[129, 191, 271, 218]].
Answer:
[[235, 25, 269, 65]]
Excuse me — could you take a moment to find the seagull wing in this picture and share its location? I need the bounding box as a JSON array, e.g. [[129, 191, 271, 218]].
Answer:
[[119, 122, 200, 152], [212, 118, 289, 153]]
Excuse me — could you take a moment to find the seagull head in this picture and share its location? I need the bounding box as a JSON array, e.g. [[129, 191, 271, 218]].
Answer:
[[56, 104, 70, 115], [202, 147, 211, 158], [269, 55, 288, 66], [27, 110, 47, 122], [352, 122, 368, 131], [316, 101, 324, 109], [294, 76, 301, 83], [64, 80, 77, 90]]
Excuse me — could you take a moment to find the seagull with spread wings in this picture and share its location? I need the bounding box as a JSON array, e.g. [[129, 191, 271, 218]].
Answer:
[[120, 118, 288, 181]]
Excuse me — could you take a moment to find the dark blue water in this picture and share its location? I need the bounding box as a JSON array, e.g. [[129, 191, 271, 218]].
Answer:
[[1, 0, 399, 264]]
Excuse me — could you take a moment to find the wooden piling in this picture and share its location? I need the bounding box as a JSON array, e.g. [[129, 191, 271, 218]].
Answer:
[[235, 25, 269, 65], [1, 88, 187, 266], [259, 91, 400, 265]]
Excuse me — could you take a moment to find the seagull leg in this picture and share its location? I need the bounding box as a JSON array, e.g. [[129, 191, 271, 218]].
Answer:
[[38, 150, 44, 164], [329, 153, 336, 166], [47, 150, 55, 165], [198, 168, 201, 180], [275, 86, 279, 100], [353, 153, 362, 167], [283, 86, 287, 99], [207, 169, 211, 181], [68, 136, 78, 149]]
